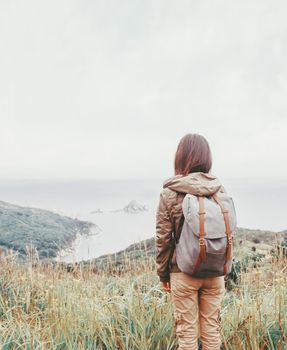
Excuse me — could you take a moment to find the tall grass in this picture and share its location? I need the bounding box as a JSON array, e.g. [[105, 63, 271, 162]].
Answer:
[[0, 245, 286, 349]]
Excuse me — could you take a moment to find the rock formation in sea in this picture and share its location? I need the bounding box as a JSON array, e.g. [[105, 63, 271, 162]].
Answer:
[[110, 200, 148, 214], [90, 209, 104, 214]]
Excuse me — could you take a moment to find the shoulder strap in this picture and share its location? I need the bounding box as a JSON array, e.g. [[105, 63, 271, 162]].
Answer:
[[212, 193, 233, 274], [174, 213, 185, 244]]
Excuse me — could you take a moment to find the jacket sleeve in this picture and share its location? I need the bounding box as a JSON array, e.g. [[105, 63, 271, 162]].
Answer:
[[155, 190, 174, 283]]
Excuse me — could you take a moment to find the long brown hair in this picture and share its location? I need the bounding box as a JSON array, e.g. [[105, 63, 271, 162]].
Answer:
[[174, 133, 212, 175]]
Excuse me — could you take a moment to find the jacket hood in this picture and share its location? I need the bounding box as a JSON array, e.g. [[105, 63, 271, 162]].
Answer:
[[163, 172, 224, 196]]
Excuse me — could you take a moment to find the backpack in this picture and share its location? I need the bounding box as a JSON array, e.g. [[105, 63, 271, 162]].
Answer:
[[174, 191, 237, 278]]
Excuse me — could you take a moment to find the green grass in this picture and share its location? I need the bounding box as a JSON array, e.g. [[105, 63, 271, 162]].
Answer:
[[0, 200, 94, 260], [0, 243, 286, 350]]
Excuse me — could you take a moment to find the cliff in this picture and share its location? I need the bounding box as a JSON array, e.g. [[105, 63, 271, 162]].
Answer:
[[0, 200, 96, 260]]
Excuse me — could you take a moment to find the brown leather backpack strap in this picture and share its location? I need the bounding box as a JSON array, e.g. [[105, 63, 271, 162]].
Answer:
[[192, 196, 207, 274], [212, 194, 233, 273], [198, 196, 207, 261], [213, 195, 231, 234]]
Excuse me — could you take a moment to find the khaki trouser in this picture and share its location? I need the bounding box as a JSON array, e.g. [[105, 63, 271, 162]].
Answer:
[[170, 272, 225, 350]]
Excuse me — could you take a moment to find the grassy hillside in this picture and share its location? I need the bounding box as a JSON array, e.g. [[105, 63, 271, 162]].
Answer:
[[0, 235, 286, 349], [0, 200, 96, 260], [86, 226, 287, 270], [0, 208, 286, 349]]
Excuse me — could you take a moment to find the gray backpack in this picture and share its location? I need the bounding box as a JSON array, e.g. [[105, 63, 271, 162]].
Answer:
[[175, 191, 237, 278]]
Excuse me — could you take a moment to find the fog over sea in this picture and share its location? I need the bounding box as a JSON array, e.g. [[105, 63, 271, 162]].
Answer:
[[0, 177, 286, 262]]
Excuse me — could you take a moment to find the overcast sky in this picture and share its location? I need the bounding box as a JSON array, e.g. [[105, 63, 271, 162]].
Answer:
[[0, 0, 286, 180]]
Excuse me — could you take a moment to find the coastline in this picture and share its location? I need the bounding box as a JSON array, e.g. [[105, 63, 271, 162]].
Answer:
[[54, 225, 101, 262]]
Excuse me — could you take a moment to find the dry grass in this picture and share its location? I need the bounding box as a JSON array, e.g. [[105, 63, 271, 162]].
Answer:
[[0, 245, 286, 350]]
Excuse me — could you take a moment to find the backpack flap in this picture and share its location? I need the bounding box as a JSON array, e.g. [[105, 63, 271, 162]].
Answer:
[[182, 193, 236, 240]]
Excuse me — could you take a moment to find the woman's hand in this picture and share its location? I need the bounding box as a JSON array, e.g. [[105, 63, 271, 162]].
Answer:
[[161, 281, 171, 293]]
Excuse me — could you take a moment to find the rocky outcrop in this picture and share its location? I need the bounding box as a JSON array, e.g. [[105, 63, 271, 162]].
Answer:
[[111, 200, 148, 214], [90, 209, 104, 214]]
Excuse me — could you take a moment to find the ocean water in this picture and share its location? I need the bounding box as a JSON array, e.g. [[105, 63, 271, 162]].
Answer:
[[0, 177, 286, 262]]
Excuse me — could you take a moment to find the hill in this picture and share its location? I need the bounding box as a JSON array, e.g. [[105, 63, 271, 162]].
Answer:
[[0, 200, 96, 260], [0, 204, 286, 348], [88, 227, 287, 268]]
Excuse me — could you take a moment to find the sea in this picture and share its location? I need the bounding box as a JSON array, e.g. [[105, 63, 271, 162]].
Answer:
[[0, 177, 286, 263]]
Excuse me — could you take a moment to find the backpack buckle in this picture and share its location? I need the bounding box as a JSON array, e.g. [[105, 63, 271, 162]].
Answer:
[[228, 237, 233, 245], [199, 238, 205, 245]]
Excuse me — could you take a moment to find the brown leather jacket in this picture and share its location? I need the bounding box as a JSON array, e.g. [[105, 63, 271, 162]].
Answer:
[[155, 172, 225, 282]]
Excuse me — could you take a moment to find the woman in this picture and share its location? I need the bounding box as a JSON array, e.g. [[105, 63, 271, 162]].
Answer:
[[155, 133, 226, 350]]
